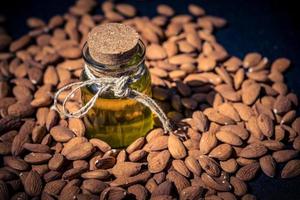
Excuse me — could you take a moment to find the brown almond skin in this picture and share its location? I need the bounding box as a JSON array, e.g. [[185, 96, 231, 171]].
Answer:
[[48, 153, 64, 171], [148, 136, 169, 151], [50, 126, 75, 142], [8, 101, 35, 118], [220, 125, 249, 140], [242, 82, 261, 105], [10, 35, 31, 52], [201, 173, 231, 192], [65, 142, 94, 160], [172, 160, 190, 178], [257, 114, 274, 138], [148, 150, 170, 173], [128, 184, 148, 200], [126, 137, 145, 154], [220, 159, 238, 173], [166, 171, 190, 193], [24, 170, 43, 197], [82, 179, 108, 194], [44, 179, 67, 195], [62, 137, 87, 156], [24, 152, 52, 164], [230, 176, 247, 196], [129, 149, 147, 162], [3, 156, 29, 171], [281, 159, 300, 179], [259, 155, 276, 178], [184, 156, 202, 176], [272, 150, 298, 163], [23, 143, 51, 153], [192, 111, 208, 132], [110, 171, 151, 187], [179, 185, 204, 200], [239, 143, 267, 159], [151, 181, 172, 197], [90, 138, 111, 153], [81, 169, 110, 180], [236, 163, 260, 181], [168, 134, 187, 159], [216, 131, 243, 146], [198, 155, 220, 177], [262, 140, 284, 151], [68, 118, 85, 137], [111, 162, 142, 177], [199, 131, 218, 155], [273, 95, 292, 114], [31, 125, 47, 143], [209, 144, 232, 161], [46, 110, 59, 131], [100, 186, 127, 200]]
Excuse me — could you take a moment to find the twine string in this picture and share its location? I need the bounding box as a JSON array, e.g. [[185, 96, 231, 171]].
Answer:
[[52, 64, 173, 133]]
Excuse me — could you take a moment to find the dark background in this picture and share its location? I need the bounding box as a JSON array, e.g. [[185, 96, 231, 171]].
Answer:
[[1, 0, 300, 199]]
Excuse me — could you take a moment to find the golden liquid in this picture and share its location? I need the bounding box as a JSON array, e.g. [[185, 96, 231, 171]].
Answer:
[[81, 66, 154, 148]]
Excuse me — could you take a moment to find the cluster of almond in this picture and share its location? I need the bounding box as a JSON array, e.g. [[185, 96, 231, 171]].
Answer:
[[0, 0, 299, 200]]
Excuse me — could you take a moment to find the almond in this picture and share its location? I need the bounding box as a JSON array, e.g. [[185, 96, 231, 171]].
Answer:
[[199, 155, 220, 176], [217, 103, 240, 122], [201, 173, 231, 191], [180, 186, 204, 200], [82, 179, 108, 194], [272, 150, 298, 163], [148, 150, 170, 173], [192, 111, 208, 132], [151, 180, 172, 197], [3, 156, 29, 171], [24, 152, 52, 164], [68, 118, 85, 137], [209, 144, 232, 161], [204, 108, 235, 125], [236, 162, 260, 181], [146, 44, 167, 60], [242, 82, 261, 105], [216, 131, 242, 146], [81, 169, 110, 180], [239, 143, 267, 158], [166, 171, 190, 192], [220, 125, 249, 140], [24, 170, 42, 196], [111, 162, 143, 177], [172, 160, 190, 177], [199, 131, 218, 154], [50, 126, 75, 142], [273, 95, 292, 114], [126, 137, 145, 154], [230, 176, 247, 196], [184, 156, 201, 176], [259, 155, 276, 177], [220, 158, 238, 173], [65, 142, 94, 160], [168, 134, 186, 159], [257, 114, 274, 137], [148, 136, 168, 151], [281, 159, 300, 178]]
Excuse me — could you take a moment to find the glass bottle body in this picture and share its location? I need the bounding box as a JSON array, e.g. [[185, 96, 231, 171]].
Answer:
[[81, 43, 153, 148]]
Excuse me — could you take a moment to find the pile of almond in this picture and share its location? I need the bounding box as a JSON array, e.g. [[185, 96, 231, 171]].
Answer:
[[0, 0, 300, 200]]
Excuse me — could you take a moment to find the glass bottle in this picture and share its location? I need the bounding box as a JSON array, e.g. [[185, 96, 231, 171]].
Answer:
[[80, 38, 154, 148]]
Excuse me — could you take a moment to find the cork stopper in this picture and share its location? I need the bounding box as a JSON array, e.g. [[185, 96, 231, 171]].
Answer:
[[87, 23, 139, 66]]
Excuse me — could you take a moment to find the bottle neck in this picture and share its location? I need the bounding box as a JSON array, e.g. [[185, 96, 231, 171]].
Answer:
[[82, 40, 146, 78]]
